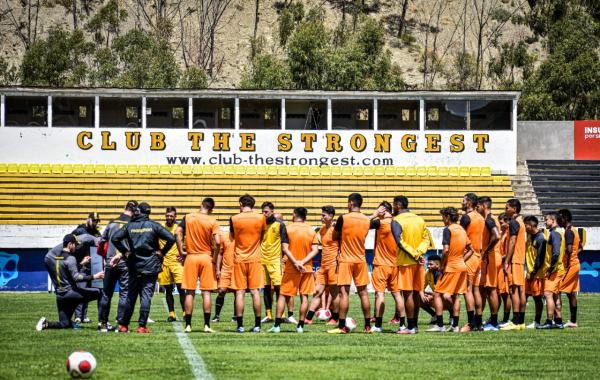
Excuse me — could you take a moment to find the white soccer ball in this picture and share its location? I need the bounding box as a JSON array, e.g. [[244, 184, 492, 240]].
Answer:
[[316, 308, 332, 321], [66, 351, 96, 379], [346, 317, 357, 332]]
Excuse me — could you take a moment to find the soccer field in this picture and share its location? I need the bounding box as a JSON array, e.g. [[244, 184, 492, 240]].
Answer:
[[0, 293, 598, 379]]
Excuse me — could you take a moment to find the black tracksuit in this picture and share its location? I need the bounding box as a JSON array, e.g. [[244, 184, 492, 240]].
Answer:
[[71, 224, 101, 321]]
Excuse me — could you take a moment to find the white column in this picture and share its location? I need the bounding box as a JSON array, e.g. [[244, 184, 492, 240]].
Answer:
[[281, 98, 286, 130], [419, 99, 425, 131], [141, 97, 146, 129], [0, 95, 5, 128], [94, 96, 100, 128], [188, 98, 193, 129], [373, 98, 378, 130], [327, 98, 332, 131], [234, 98, 240, 130], [47, 95, 52, 128], [512, 98, 519, 175]]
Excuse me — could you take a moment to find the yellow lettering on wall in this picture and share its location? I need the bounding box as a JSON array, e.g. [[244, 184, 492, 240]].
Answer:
[[450, 134, 465, 153], [278, 133, 292, 152], [374, 134, 391, 153], [125, 132, 141, 150], [187, 132, 204, 151], [101, 131, 116, 150], [240, 133, 256, 152], [473, 134, 489, 153], [301, 133, 317, 152], [150, 132, 166, 151], [401, 134, 417, 152], [325, 134, 343, 152], [213, 132, 230, 151], [350, 134, 367, 152], [425, 134, 441, 153], [77, 131, 92, 150]]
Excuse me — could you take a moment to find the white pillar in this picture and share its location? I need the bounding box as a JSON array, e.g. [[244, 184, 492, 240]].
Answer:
[[188, 98, 193, 129], [281, 98, 286, 130], [512, 98, 519, 175], [141, 97, 146, 129], [94, 96, 100, 128], [373, 98, 378, 130], [327, 98, 332, 131], [419, 99, 425, 131], [0, 95, 5, 128], [47, 96, 52, 128], [234, 98, 240, 130]]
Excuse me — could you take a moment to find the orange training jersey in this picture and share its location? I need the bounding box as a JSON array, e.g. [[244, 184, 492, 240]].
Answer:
[[482, 214, 501, 261], [180, 212, 220, 255], [461, 210, 484, 254], [230, 211, 266, 263], [220, 232, 235, 272], [499, 230, 509, 258], [285, 222, 319, 273], [318, 225, 338, 268], [509, 215, 526, 264], [564, 225, 581, 268], [335, 212, 370, 263], [442, 223, 469, 273], [372, 218, 397, 267]]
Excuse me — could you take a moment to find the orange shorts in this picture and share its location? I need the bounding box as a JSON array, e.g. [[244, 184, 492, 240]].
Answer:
[[316, 265, 337, 286], [480, 254, 500, 288], [435, 271, 467, 295], [465, 253, 482, 285], [372, 265, 400, 293], [231, 261, 264, 290], [507, 263, 525, 287], [544, 271, 564, 294], [497, 265, 508, 294], [281, 271, 315, 296], [182, 254, 217, 291], [398, 264, 424, 291], [217, 269, 232, 290], [559, 264, 580, 293], [525, 277, 544, 296], [337, 262, 370, 287]]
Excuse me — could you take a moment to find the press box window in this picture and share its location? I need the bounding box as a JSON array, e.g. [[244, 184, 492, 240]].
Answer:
[[469, 100, 511, 130], [193, 99, 234, 129], [378, 100, 419, 130], [4, 96, 48, 127], [425, 101, 467, 130], [100, 97, 142, 128]]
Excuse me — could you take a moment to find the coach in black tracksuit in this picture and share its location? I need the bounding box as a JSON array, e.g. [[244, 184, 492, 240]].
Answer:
[[111, 202, 176, 332]]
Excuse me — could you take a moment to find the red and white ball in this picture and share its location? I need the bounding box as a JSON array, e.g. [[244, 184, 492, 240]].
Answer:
[[316, 308, 332, 321], [346, 317, 357, 332], [66, 351, 96, 379]]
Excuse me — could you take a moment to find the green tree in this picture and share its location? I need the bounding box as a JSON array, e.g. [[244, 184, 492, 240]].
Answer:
[[0, 57, 19, 86], [240, 53, 292, 89], [179, 66, 209, 89], [85, 0, 127, 47], [487, 41, 535, 89], [286, 13, 329, 89]]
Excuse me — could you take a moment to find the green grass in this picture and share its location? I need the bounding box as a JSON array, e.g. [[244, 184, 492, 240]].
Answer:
[[0, 292, 598, 379]]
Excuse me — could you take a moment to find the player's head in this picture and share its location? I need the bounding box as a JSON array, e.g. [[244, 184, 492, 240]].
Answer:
[[476, 196, 492, 215], [165, 206, 177, 226], [544, 211, 560, 229], [379, 201, 392, 215], [125, 200, 138, 215], [427, 255, 441, 271], [440, 207, 459, 225], [348, 193, 363, 210], [462, 192, 478, 211], [261, 202, 275, 218], [62, 234, 78, 251], [557, 208, 572, 227], [505, 199, 521, 217], [201, 198, 215, 213], [87, 212, 100, 229], [498, 212, 509, 231], [293, 207, 307, 222], [321, 205, 335, 224], [239, 194, 255, 210], [523, 215, 538, 234], [393, 195, 409, 213], [138, 202, 151, 216]]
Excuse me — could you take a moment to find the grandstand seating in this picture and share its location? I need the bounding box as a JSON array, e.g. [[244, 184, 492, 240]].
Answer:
[[527, 160, 600, 227], [0, 164, 512, 227]]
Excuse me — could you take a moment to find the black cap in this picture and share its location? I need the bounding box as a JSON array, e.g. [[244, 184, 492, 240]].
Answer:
[[88, 212, 100, 221], [63, 234, 78, 245], [125, 200, 138, 211], [138, 202, 151, 215]]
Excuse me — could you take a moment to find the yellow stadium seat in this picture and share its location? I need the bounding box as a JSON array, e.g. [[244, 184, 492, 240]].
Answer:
[[416, 166, 427, 176], [40, 164, 51, 174], [159, 165, 171, 175], [352, 166, 364, 176], [127, 165, 138, 175], [481, 166, 491, 176], [52, 164, 62, 174], [0, 163, 6, 173], [95, 164, 105, 175], [171, 165, 182, 175], [299, 166, 309, 176], [7, 163, 18, 174], [29, 164, 40, 174], [18, 164, 29, 174], [437, 166, 449, 176], [106, 165, 117, 174], [459, 166, 470, 177], [427, 166, 437, 176], [268, 166, 278, 176], [213, 165, 224, 175], [72, 164, 83, 174], [395, 166, 406, 176], [406, 166, 416, 176], [83, 164, 94, 174], [236, 166, 246, 175], [470, 166, 481, 176], [278, 166, 289, 176], [448, 166, 459, 176], [225, 165, 235, 175], [138, 165, 149, 175], [289, 166, 299, 176], [374, 166, 385, 176], [182, 165, 193, 175], [149, 165, 159, 175], [203, 165, 214, 175], [245, 166, 256, 176], [117, 165, 127, 175], [62, 164, 73, 174], [363, 166, 374, 176], [341, 166, 353, 176], [331, 166, 342, 176], [320, 166, 331, 176], [309, 166, 320, 176], [193, 165, 204, 175], [384, 166, 395, 176], [256, 166, 267, 176]]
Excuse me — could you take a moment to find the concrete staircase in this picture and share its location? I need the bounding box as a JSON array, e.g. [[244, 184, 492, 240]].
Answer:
[[510, 161, 543, 219]]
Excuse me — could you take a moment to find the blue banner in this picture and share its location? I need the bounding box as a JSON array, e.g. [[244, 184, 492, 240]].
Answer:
[[0, 248, 48, 291], [580, 251, 600, 293]]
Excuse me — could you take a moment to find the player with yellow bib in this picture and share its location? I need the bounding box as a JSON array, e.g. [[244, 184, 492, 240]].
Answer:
[[157, 207, 185, 322]]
